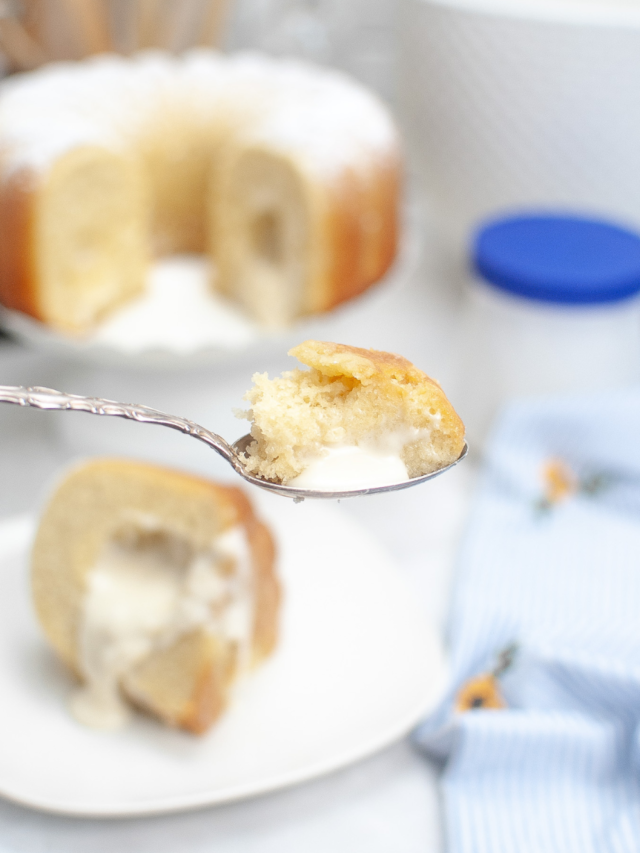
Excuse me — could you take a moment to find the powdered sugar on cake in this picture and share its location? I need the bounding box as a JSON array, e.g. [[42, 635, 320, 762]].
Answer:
[[0, 50, 398, 180]]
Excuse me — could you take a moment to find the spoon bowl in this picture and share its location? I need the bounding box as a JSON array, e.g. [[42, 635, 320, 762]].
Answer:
[[0, 385, 467, 500], [231, 433, 468, 500]]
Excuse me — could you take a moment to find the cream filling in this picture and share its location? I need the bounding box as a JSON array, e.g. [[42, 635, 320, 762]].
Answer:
[[289, 426, 434, 491], [70, 522, 253, 731]]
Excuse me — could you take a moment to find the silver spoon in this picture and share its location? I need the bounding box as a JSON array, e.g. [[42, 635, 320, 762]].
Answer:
[[0, 385, 468, 501]]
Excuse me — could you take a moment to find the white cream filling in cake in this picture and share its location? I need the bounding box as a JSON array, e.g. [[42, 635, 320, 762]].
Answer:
[[70, 520, 253, 730], [92, 255, 259, 353], [288, 426, 434, 490]]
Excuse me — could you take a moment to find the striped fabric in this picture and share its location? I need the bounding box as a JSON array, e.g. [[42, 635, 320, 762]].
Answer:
[[414, 389, 640, 853]]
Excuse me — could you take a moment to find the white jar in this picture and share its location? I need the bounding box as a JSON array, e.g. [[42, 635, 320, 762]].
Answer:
[[460, 214, 640, 447]]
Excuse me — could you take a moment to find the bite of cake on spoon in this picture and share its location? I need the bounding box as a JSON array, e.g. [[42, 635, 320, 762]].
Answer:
[[238, 340, 466, 491]]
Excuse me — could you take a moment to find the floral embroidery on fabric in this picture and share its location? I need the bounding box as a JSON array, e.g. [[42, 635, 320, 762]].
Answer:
[[455, 643, 518, 712], [535, 459, 612, 514], [541, 460, 578, 505], [456, 674, 505, 711]]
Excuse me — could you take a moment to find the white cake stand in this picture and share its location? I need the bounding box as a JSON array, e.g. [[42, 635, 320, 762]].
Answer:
[[1, 200, 421, 371]]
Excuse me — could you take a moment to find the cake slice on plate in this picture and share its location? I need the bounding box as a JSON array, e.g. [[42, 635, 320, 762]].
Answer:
[[31, 459, 280, 734]]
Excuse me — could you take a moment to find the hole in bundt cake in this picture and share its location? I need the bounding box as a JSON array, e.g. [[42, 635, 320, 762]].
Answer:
[[251, 210, 283, 266]]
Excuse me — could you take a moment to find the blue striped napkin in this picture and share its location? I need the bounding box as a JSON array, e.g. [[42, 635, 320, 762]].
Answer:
[[414, 389, 640, 853]]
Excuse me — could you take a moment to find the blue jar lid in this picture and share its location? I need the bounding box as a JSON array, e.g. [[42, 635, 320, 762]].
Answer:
[[473, 213, 640, 304]]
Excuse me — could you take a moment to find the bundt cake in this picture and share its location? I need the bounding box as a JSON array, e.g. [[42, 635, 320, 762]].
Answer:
[[0, 51, 401, 334], [31, 459, 280, 734], [239, 340, 466, 489]]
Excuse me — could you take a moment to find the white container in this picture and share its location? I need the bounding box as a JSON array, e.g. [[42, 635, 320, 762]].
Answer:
[[462, 282, 640, 444], [459, 214, 640, 446], [399, 0, 640, 262]]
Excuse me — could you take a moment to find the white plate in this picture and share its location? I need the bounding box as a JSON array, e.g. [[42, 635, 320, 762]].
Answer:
[[0, 498, 446, 817]]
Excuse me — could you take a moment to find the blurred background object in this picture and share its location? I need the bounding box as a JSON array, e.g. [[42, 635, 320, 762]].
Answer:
[[0, 0, 230, 69], [0, 0, 399, 103], [226, 0, 398, 102], [399, 0, 640, 274]]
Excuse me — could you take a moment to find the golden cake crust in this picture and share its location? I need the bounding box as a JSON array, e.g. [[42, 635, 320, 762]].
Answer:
[[317, 155, 400, 315], [290, 340, 439, 384], [0, 168, 39, 320]]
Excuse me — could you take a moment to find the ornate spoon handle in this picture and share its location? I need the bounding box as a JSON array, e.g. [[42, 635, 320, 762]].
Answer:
[[0, 384, 239, 468]]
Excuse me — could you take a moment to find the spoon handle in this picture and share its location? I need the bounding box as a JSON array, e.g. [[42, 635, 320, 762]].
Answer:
[[0, 384, 238, 466]]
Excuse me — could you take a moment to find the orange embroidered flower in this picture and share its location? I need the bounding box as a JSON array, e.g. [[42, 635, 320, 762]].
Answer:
[[542, 459, 578, 505], [455, 643, 517, 713], [455, 674, 506, 712], [535, 459, 613, 514]]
